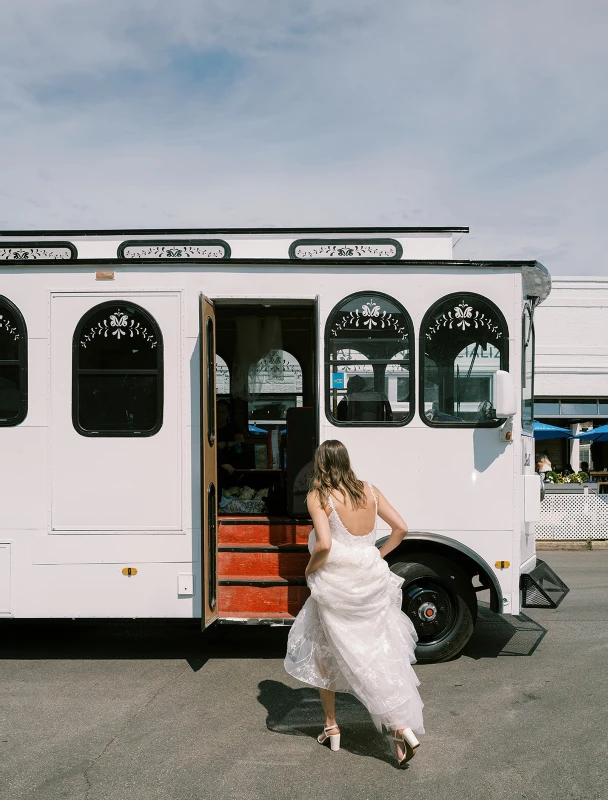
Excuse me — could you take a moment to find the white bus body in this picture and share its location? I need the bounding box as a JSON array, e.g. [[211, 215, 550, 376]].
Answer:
[[0, 227, 567, 662]]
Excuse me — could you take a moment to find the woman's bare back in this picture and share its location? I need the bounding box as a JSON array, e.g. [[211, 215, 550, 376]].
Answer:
[[327, 482, 377, 536]]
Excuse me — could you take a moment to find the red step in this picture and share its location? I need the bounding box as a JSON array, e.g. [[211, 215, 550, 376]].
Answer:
[[218, 549, 308, 578], [217, 518, 312, 618], [219, 517, 312, 546], [217, 611, 297, 625], [218, 576, 309, 614]]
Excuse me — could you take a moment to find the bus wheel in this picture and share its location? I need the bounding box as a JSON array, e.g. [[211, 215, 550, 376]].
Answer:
[[388, 554, 476, 664]]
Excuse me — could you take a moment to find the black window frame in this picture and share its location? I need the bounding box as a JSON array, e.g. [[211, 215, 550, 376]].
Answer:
[[420, 291, 509, 429], [72, 300, 164, 437], [207, 481, 217, 611], [117, 239, 231, 259], [0, 295, 28, 426], [522, 300, 535, 435], [325, 290, 414, 428], [206, 314, 216, 447]]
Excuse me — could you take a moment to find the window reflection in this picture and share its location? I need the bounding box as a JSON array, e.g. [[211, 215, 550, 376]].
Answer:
[[216, 354, 230, 397], [522, 304, 534, 431], [248, 350, 303, 422], [326, 293, 413, 424], [422, 294, 508, 426]]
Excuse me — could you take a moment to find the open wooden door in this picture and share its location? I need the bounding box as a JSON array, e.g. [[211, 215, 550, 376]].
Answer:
[[201, 295, 219, 628]]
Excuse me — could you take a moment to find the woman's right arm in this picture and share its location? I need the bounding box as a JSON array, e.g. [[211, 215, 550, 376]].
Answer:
[[375, 487, 409, 559], [304, 491, 332, 578]]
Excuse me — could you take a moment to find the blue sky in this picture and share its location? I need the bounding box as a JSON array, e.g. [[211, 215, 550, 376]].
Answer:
[[0, 0, 606, 274]]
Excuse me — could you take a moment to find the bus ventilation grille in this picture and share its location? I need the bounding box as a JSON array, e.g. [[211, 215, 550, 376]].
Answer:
[[520, 559, 569, 609]]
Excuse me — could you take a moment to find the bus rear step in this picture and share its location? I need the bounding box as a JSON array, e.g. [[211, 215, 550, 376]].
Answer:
[[520, 559, 570, 609]]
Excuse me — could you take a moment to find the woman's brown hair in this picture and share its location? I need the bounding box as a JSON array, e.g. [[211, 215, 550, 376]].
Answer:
[[310, 440, 367, 510]]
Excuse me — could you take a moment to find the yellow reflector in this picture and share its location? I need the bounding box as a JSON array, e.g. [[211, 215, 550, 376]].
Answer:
[[122, 567, 138, 576], [495, 560, 510, 569], [96, 270, 115, 281]]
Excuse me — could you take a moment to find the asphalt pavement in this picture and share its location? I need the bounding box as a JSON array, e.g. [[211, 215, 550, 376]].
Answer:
[[0, 551, 606, 800]]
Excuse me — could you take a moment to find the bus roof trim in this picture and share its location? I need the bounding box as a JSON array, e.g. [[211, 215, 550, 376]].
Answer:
[[0, 226, 469, 237], [0, 256, 551, 302]]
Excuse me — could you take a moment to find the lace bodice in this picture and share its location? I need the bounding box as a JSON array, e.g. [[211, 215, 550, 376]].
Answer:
[[326, 482, 378, 548]]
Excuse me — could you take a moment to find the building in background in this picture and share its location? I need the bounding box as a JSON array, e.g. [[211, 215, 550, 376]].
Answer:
[[534, 277, 608, 471]]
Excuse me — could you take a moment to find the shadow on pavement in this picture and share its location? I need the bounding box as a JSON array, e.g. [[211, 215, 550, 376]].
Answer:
[[259, 680, 398, 767], [0, 604, 547, 671], [463, 603, 547, 659], [0, 619, 288, 671]]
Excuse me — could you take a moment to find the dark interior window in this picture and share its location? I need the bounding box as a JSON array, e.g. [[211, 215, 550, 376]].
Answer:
[[0, 296, 27, 426], [73, 301, 163, 436], [522, 303, 534, 432], [326, 292, 413, 425], [421, 293, 508, 426]]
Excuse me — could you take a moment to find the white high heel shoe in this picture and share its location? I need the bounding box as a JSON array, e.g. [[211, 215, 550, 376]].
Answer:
[[389, 727, 419, 767], [317, 724, 341, 751]]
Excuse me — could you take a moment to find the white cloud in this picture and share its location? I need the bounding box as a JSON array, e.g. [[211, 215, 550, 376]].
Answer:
[[0, 0, 606, 274]]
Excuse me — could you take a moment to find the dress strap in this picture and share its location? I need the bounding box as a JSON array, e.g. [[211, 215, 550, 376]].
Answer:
[[368, 482, 378, 511], [326, 492, 336, 511]]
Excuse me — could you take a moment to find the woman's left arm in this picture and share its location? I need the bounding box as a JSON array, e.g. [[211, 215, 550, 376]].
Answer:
[[304, 492, 332, 579]]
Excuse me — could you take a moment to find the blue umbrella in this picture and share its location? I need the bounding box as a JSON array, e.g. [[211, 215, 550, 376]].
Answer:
[[248, 423, 268, 435], [574, 423, 608, 443], [248, 424, 288, 435], [533, 420, 573, 441]]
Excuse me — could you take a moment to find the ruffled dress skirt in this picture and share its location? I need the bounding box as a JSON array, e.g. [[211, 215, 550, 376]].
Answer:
[[284, 532, 424, 735]]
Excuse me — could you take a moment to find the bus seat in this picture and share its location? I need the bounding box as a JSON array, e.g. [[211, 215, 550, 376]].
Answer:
[[347, 391, 393, 422]]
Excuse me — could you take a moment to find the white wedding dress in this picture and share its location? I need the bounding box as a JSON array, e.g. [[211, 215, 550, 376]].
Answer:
[[284, 484, 424, 735]]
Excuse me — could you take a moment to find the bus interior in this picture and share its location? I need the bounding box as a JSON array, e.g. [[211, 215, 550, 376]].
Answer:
[[213, 300, 317, 519]]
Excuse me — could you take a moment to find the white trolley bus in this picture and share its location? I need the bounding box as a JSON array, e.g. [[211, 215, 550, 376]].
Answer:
[[0, 226, 568, 662]]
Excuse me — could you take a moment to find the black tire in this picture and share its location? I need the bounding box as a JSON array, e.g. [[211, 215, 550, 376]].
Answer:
[[388, 553, 476, 663]]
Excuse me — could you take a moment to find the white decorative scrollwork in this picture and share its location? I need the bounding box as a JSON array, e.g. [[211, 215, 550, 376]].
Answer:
[[80, 308, 158, 349], [0, 247, 73, 260], [425, 301, 503, 340], [331, 299, 407, 340], [122, 244, 227, 259], [0, 312, 19, 341], [294, 243, 399, 259]]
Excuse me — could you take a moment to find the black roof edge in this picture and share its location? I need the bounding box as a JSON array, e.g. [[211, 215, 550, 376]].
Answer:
[[0, 226, 469, 237], [0, 257, 540, 267]]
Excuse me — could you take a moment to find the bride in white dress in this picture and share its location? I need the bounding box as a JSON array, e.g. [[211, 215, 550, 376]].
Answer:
[[284, 440, 424, 768]]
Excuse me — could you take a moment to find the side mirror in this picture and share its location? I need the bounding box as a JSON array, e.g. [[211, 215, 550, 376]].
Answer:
[[495, 370, 517, 418]]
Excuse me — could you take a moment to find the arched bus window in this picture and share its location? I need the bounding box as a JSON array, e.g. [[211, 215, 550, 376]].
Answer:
[[0, 296, 27, 426], [216, 354, 230, 398], [421, 292, 508, 427], [326, 292, 413, 425], [248, 350, 303, 422], [73, 301, 163, 436]]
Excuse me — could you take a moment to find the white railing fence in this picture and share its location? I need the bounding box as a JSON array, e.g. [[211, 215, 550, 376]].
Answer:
[[536, 488, 608, 540]]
